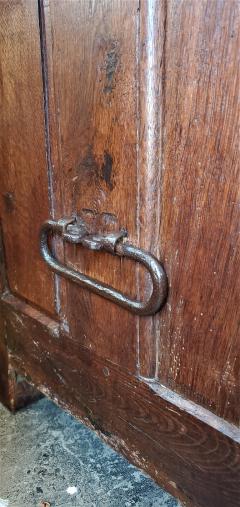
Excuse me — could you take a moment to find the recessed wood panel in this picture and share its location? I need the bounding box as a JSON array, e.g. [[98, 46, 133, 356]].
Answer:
[[0, 1, 55, 313]]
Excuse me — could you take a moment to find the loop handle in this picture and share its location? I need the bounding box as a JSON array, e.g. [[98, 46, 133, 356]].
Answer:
[[40, 218, 168, 316]]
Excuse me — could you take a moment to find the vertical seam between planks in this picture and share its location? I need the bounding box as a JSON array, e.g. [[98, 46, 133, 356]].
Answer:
[[38, 0, 55, 219], [38, 0, 61, 315], [136, 0, 141, 375], [155, 0, 167, 379]]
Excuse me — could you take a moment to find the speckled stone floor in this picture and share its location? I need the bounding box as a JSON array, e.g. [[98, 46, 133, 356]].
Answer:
[[0, 398, 181, 507]]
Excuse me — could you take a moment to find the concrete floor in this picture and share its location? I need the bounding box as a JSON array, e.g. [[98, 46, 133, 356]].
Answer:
[[0, 398, 181, 507]]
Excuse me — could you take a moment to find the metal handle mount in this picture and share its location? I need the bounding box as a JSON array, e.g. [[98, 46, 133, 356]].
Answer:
[[40, 217, 168, 316]]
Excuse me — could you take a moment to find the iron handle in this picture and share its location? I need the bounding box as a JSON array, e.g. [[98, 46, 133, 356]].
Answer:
[[40, 217, 168, 316]]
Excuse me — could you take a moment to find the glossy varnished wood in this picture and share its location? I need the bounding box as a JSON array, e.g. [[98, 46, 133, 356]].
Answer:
[[0, 0, 55, 313], [158, 0, 240, 425]]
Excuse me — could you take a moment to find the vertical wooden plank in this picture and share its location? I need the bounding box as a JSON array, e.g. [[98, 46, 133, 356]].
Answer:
[[158, 0, 240, 424], [42, 0, 140, 371], [0, 1, 55, 313]]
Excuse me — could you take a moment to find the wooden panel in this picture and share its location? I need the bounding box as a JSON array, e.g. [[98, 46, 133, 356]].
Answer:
[[158, 1, 240, 424], [0, 1, 55, 313], [42, 0, 140, 371], [3, 294, 240, 507]]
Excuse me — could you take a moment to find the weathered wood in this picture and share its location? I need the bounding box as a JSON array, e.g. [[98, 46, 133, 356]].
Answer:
[[41, 0, 240, 421], [158, 0, 240, 425], [1, 2, 240, 506], [2, 294, 240, 507], [0, 313, 41, 411], [0, 314, 10, 408], [0, 219, 41, 410], [41, 0, 140, 372], [0, 0, 55, 314]]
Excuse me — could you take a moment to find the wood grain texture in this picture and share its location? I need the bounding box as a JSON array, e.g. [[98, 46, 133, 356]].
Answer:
[[0, 0, 55, 313], [0, 215, 41, 410], [2, 294, 240, 507], [158, 0, 240, 425], [137, 0, 166, 377], [0, 310, 40, 412], [0, 220, 11, 407], [41, 0, 140, 371], [1, 1, 240, 505]]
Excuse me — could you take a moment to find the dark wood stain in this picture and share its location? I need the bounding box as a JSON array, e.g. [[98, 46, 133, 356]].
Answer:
[[101, 151, 114, 190], [76, 145, 100, 187], [103, 40, 120, 94], [3, 192, 15, 214], [76, 146, 114, 192]]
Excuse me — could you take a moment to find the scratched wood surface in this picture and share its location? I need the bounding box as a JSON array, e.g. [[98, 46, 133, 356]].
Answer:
[[1, 1, 240, 505], [41, 0, 240, 416], [2, 294, 240, 507], [158, 0, 240, 425], [0, 230, 41, 409], [0, 1, 55, 313], [42, 0, 140, 371]]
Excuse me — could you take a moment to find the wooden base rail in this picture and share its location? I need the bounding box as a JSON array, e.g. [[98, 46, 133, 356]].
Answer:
[[1, 293, 240, 507]]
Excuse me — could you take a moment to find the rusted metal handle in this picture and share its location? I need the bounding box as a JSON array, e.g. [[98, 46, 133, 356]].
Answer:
[[40, 217, 168, 316]]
